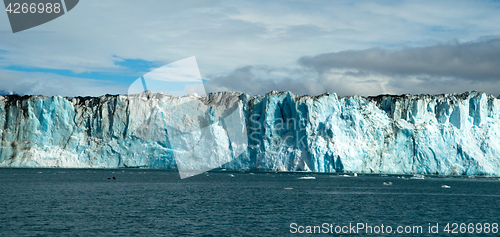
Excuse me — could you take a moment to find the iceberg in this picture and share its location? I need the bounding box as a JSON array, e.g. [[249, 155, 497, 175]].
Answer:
[[1, 91, 500, 176]]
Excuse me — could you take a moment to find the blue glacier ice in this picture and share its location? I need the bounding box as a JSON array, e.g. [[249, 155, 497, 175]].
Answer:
[[1, 91, 500, 176]]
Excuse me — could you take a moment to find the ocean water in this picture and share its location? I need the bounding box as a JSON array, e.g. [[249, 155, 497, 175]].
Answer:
[[1, 169, 499, 236]]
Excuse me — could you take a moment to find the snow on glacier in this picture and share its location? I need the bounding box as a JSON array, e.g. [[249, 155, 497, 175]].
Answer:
[[1, 91, 500, 176]]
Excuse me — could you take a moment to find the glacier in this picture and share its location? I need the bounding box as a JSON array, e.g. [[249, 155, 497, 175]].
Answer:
[[1, 90, 500, 176]]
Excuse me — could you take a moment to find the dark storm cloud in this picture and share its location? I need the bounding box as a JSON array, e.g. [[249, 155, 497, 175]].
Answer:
[[298, 38, 500, 81]]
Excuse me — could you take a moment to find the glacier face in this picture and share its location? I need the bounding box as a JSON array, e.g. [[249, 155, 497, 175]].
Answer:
[[1, 91, 500, 176]]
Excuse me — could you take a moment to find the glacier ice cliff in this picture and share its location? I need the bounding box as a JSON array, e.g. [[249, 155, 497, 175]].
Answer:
[[1, 91, 500, 176]]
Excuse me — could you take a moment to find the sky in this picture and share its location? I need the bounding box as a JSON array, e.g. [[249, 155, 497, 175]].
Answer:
[[1, 0, 500, 97]]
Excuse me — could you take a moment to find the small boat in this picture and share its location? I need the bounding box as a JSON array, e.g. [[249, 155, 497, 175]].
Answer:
[[298, 176, 316, 180], [383, 182, 393, 185], [441, 185, 450, 188], [284, 188, 293, 190], [229, 174, 235, 177]]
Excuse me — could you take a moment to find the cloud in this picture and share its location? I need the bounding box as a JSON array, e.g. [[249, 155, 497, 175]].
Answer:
[[298, 37, 500, 81], [2, 0, 500, 77], [204, 65, 384, 96], [204, 65, 317, 95], [206, 37, 500, 97], [2, 1, 500, 96], [0, 69, 128, 96]]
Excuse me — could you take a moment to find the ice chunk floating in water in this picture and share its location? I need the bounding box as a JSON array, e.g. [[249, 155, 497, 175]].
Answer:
[[411, 175, 425, 180], [298, 176, 316, 180]]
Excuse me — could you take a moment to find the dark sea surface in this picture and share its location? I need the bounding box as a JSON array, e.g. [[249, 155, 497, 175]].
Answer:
[[1, 169, 499, 236]]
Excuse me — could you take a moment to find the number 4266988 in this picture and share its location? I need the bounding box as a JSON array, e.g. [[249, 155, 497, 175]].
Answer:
[[5, 3, 62, 14]]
